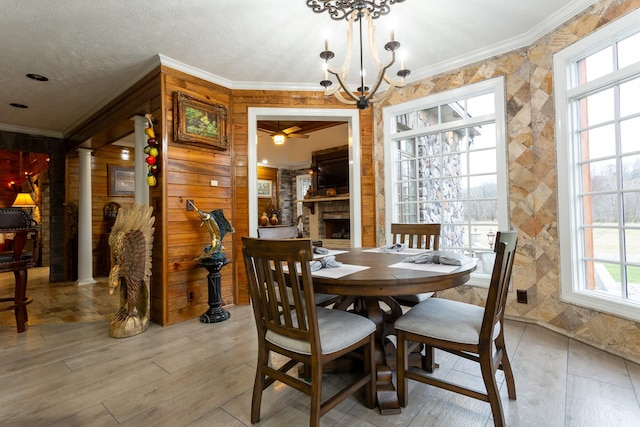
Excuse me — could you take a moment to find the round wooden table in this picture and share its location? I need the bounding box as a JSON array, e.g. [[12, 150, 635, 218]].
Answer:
[[311, 248, 477, 415]]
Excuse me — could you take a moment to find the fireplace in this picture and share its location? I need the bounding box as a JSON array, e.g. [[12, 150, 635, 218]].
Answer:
[[303, 197, 352, 248], [324, 218, 350, 239]]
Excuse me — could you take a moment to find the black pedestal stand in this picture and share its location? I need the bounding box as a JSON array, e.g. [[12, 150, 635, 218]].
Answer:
[[197, 252, 231, 323]]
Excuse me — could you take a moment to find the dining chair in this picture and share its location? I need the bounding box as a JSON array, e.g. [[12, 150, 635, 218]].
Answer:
[[257, 227, 338, 307], [394, 231, 518, 427], [391, 222, 441, 306], [242, 237, 376, 426], [256, 225, 299, 239]]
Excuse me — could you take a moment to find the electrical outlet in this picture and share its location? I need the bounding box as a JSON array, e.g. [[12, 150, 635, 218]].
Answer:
[[186, 199, 194, 211], [516, 289, 528, 304], [187, 290, 195, 302]]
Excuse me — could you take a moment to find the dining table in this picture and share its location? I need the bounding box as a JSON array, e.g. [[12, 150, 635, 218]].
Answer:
[[310, 247, 477, 415]]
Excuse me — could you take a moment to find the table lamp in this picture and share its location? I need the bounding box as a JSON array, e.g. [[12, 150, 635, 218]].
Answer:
[[12, 192, 36, 217]]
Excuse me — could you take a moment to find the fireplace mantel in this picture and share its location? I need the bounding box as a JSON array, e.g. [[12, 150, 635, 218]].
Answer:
[[297, 195, 350, 214]]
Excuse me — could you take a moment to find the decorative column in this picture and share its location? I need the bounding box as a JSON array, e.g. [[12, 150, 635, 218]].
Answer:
[[133, 115, 149, 205], [76, 147, 96, 285], [197, 253, 231, 323]]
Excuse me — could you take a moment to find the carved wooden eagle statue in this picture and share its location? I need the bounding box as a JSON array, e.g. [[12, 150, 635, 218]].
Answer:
[[108, 204, 155, 338]]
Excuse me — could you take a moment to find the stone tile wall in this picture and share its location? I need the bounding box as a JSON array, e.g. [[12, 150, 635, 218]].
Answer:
[[374, 0, 640, 363]]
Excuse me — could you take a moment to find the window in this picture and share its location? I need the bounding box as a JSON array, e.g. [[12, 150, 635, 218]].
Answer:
[[554, 8, 640, 321], [296, 174, 312, 217], [383, 77, 508, 285]]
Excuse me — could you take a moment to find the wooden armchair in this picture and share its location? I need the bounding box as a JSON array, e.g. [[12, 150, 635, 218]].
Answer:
[[0, 208, 38, 333]]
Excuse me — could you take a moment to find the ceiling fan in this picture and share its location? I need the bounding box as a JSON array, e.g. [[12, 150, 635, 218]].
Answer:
[[263, 121, 310, 144]]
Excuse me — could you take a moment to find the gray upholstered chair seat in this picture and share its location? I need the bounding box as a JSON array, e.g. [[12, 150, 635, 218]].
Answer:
[[394, 297, 500, 345], [394, 292, 434, 305], [267, 306, 375, 355]]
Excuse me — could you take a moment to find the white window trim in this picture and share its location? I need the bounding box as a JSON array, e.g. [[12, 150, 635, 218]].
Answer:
[[554, 7, 640, 322], [382, 76, 508, 286], [296, 174, 311, 217]]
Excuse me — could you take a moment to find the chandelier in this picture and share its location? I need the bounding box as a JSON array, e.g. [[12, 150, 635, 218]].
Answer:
[[307, 0, 410, 109]]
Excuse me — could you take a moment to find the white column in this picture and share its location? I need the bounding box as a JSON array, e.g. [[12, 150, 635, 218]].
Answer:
[[133, 115, 150, 205], [77, 147, 96, 285]]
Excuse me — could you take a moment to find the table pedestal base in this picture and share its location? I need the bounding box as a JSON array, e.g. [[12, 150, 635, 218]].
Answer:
[[332, 295, 438, 414], [197, 253, 230, 324], [363, 297, 402, 414]]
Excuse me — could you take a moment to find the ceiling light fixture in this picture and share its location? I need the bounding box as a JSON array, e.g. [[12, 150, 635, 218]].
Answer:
[[26, 73, 49, 82], [272, 132, 286, 145], [271, 121, 287, 145], [308, 0, 410, 110]]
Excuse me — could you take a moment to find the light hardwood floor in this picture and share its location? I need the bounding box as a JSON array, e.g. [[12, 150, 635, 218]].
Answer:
[[1, 268, 640, 426]]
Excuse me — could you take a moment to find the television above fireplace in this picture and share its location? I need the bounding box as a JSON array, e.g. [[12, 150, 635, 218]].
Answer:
[[311, 145, 349, 195]]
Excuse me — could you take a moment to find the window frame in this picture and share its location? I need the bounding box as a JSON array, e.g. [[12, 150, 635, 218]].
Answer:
[[554, 7, 640, 322], [383, 76, 509, 286]]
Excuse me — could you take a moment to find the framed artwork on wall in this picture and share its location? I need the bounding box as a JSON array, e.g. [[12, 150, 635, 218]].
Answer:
[[173, 91, 229, 150], [257, 179, 272, 198], [107, 165, 135, 196]]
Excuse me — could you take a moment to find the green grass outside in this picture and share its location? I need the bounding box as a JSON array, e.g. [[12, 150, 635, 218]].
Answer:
[[604, 264, 640, 283]]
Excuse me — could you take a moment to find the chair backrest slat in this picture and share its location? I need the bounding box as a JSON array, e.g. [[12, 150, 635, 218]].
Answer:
[[391, 223, 441, 250], [481, 231, 518, 342], [242, 237, 320, 350]]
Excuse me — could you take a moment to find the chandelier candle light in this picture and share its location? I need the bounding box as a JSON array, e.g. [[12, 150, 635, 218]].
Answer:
[[308, 0, 410, 109]]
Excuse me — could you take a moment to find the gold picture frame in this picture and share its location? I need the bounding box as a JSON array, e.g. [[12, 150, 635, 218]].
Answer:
[[173, 91, 229, 150], [107, 165, 135, 196]]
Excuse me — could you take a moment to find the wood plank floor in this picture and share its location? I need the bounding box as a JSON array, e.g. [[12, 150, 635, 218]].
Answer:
[[1, 267, 640, 426]]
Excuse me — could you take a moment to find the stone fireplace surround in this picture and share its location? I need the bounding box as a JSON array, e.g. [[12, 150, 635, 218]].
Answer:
[[305, 197, 351, 249]]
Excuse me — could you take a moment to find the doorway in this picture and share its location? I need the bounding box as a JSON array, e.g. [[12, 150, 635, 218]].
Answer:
[[248, 108, 362, 247]]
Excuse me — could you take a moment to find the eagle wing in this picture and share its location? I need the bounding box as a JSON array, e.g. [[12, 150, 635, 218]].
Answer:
[[120, 229, 147, 283]]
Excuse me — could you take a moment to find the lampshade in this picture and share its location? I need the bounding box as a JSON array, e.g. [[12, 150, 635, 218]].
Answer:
[[12, 192, 36, 207]]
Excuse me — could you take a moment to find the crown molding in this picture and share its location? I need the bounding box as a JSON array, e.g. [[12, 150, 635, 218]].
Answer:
[[408, 0, 597, 83], [0, 123, 63, 139]]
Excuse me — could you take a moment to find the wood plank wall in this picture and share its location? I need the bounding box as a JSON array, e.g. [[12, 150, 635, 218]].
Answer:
[[159, 66, 233, 326], [230, 89, 376, 305], [61, 65, 375, 325]]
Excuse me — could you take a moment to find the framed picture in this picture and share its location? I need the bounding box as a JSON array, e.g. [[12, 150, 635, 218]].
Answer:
[[107, 165, 135, 196], [257, 179, 272, 198], [173, 91, 229, 150]]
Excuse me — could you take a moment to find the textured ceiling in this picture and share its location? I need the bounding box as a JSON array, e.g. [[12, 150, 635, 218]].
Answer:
[[0, 0, 597, 138]]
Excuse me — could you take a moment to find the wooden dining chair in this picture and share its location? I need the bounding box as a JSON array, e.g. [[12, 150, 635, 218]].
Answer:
[[391, 222, 441, 306], [394, 231, 518, 427], [256, 225, 299, 239], [242, 237, 376, 426], [257, 227, 338, 308]]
